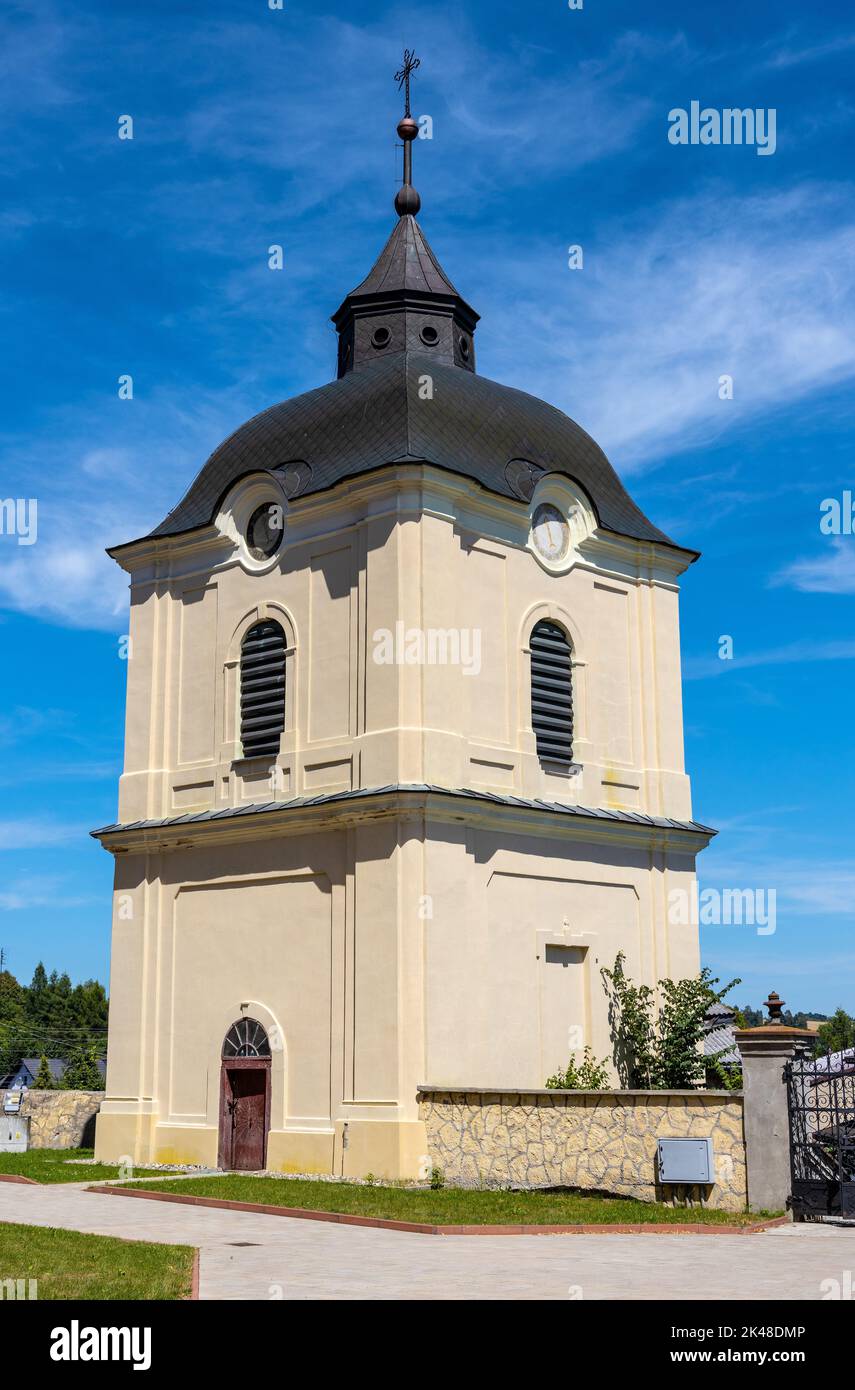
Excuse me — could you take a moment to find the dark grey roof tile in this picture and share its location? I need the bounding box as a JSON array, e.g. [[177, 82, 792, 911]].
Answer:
[[92, 785, 715, 841]]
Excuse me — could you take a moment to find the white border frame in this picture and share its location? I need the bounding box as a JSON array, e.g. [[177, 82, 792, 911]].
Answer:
[[527, 473, 597, 575], [215, 472, 289, 574]]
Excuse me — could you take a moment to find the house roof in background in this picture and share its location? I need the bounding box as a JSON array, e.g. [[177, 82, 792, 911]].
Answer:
[[0, 1057, 107, 1087]]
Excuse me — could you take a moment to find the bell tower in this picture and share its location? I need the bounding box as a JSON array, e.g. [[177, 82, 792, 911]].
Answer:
[[94, 55, 711, 1179]]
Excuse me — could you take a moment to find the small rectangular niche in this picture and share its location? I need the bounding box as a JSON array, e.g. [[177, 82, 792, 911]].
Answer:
[[172, 780, 215, 811]]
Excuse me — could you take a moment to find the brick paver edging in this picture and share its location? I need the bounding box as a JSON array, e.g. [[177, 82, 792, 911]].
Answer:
[[0, 1173, 38, 1185], [86, 1184, 789, 1237]]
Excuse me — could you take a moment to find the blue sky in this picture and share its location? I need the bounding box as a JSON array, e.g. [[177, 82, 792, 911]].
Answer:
[[0, 0, 852, 1012]]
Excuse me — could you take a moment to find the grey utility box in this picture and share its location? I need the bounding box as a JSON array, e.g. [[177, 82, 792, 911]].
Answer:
[[0, 1115, 30, 1153], [657, 1137, 713, 1184]]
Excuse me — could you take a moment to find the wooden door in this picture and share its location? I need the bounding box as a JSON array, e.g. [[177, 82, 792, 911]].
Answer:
[[219, 1060, 270, 1171]]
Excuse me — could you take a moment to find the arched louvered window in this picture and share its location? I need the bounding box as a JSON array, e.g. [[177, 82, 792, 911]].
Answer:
[[222, 1018, 271, 1058], [530, 620, 573, 766], [240, 619, 286, 758]]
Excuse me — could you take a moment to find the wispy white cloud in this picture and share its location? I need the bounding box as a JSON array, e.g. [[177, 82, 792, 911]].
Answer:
[[0, 761, 116, 787], [700, 857, 855, 917], [0, 385, 257, 629], [0, 873, 99, 911], [0, 1, 84, 119], [0, 706, 75, 740], [702, 948, 855, 984], [0, 818, 88, 850], [479, 184, 855, 472], [683, 637, 855, 680], [772, 536, 855, 594], [757, 30, 855, 72]]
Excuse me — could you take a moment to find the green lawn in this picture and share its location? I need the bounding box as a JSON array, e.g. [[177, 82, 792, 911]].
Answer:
[[118, 1175, 770, 1226], [0, 1222, 194, 1299], [0, 1147, 155, 1184]]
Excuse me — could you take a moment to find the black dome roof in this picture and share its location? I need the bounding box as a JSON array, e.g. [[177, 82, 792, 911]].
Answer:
[[147, 352, 683, 551], [126, 212, 690, 557]]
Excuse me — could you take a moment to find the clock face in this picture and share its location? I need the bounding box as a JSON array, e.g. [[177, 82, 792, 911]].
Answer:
[[246, 502, 284, 560], [531, 504, 569, 562]]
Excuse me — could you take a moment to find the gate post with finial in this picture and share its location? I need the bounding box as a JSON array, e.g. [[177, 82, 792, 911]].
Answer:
[[735, 991, 814, 1214]]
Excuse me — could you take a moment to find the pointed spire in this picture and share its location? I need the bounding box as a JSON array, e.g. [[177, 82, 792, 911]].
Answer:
[[394, 48, 421, 217], [346, 215, 461, 300], [329, 54, 479, 379]]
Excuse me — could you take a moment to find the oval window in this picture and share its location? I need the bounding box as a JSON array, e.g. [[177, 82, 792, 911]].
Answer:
[[246, 502, 284, 560]]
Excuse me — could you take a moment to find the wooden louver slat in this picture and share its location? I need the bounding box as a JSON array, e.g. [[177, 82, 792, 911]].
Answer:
[[530, 620, 573, 764], [240, 620, 286, 757]]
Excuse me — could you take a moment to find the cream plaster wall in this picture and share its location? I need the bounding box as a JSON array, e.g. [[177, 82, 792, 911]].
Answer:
[[419, 825, 701, 1089]]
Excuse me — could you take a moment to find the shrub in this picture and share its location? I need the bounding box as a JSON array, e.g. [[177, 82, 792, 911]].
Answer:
[[545, 1046, 610, 1090]]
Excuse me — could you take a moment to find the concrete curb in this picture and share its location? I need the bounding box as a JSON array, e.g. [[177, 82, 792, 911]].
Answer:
[[86, 1184, 789, 1237]]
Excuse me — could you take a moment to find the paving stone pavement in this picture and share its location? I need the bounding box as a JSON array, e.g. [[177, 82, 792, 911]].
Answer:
[[1, 1182, 853, 1300]]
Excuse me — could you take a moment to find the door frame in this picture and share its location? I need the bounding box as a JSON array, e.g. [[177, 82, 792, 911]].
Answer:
[[218, 1056, 272, 1171]]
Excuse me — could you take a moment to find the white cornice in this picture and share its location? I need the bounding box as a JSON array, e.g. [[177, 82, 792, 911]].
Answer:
[[108, 464, 696, 586]]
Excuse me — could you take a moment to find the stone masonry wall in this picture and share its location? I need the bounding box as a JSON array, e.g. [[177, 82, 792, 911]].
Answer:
[[420, 1088, 747, 1212], [0, 1091, 102, 1149]]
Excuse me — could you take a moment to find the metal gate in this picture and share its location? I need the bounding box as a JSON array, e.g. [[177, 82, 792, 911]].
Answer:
[[786, 1050, 855, 1219]]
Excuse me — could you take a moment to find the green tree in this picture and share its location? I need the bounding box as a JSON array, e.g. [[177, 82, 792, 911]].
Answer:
[[734, 1005, 763, 1029], [70, 979, 109, 1035], [33, 1054, 56, 1089], [658, 970, 740, 1089], [62, 1044, 104, 1091], [601, 952, 741, 1090], [815, 1008, 855, 1057], [18, 963, 108, 1060], [0, 970, 27, 1077]]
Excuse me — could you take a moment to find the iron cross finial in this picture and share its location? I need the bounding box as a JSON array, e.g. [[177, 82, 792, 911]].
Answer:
[[395, 48, 421, 118], [393, 49, 422, 216]]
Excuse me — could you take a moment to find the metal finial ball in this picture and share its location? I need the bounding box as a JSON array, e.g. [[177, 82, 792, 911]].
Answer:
[[397, 116, 419, 142], [395, 184, 421, 216]]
